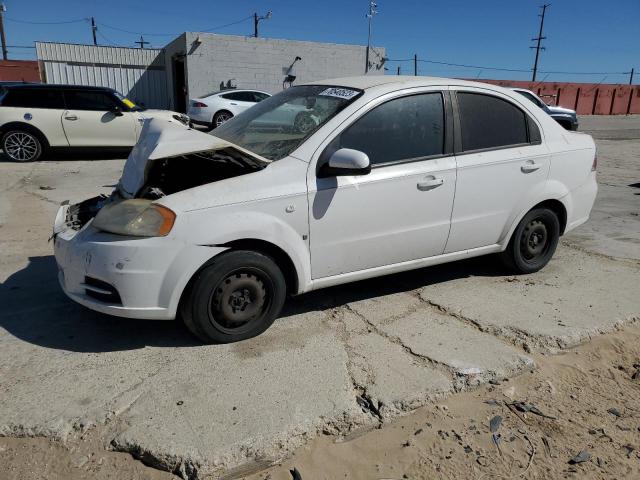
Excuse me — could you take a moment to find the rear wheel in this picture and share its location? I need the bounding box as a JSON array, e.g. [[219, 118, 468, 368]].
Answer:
[[501, 208, 560, 274], [211, 110, 233, 130], [2, 130, 43, 162], [180, 250, 286, 343]]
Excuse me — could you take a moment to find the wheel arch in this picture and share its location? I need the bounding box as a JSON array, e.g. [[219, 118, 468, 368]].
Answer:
[[0, 121, 50, 149]]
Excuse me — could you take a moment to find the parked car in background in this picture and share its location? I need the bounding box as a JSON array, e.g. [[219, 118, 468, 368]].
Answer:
[[187, 89, 270, 130], [54, 77, 597, 344], [0, 84, 188, 162], [511, 87, 579, 130]]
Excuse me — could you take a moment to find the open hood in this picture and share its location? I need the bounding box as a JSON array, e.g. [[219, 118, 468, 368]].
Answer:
[[118, 119, 271, 198]]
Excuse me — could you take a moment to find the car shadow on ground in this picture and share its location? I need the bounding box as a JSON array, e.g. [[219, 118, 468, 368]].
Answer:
[[0, 148, 130, 163], [1, 254, 508, 354]]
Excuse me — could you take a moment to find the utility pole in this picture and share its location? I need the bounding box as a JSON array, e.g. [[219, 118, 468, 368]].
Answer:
[[365, 1, 377, 73], [530, 4, 550, 81], [0, 3, 8, 60], [135, 35, 150, 49], [91, 17, 97, 46], [397, 66, 400, 75], [253, 11, 272, 38], [630, 68, 635, 85], [414, 54, 418, 76]]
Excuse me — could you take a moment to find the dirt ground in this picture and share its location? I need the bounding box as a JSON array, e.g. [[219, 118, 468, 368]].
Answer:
[[3, 325, 639, 480]]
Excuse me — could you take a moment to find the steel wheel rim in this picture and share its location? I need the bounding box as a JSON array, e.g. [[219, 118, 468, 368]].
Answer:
[[520, 218, 549, 262], [208, 268, 272, 334], [295, 114, 316, 133], [215, 113, 231, 127], [4, 132, 38, 161]]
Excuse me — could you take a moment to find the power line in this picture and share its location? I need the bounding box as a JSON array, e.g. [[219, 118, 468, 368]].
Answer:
[[6, 16, 86, 25], [97, 15, 253, 38]]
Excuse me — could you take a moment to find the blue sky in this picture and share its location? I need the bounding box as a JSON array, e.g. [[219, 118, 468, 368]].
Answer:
[[3, 0, 638, 83]]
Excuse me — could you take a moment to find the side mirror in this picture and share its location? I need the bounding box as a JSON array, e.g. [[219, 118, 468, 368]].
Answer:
[[110, 105, 124, 116], [318, 148, 371, 178]]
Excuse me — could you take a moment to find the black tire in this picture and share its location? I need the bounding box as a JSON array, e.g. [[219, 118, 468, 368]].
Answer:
[[180, 250, 287, 343], [501, 207, 560, 274], [1, 129, 43, 162], [210, 110, 233, 130]]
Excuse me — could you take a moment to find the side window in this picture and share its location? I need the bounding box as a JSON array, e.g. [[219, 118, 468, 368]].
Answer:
[[221, 91, 249, 101], [64, 91, 119, 111], [253, 92, 270, 102], [330, 93, 445, 166], [457, 92, 529, 151], [2, 89, 65, 109]]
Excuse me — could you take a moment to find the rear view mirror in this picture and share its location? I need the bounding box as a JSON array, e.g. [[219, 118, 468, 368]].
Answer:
[[318, 148, 371, 178]]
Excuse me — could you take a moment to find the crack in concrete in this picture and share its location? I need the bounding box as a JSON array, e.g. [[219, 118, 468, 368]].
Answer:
[[560, 240, 640, 266]]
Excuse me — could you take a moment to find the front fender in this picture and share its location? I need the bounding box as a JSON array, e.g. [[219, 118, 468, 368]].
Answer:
[[178, 206, 311, 294]]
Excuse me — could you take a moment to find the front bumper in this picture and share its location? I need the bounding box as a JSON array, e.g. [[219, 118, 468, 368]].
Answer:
[[53, 206, 226, 320]]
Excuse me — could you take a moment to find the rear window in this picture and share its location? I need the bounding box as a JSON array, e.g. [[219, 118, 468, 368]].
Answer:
[[1, 88, 65, 109], [457, 92, 529, 151]]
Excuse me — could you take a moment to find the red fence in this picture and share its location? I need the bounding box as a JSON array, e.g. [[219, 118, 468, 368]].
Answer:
[[0, 60, 41, 82], [477, 79, 639, 115]]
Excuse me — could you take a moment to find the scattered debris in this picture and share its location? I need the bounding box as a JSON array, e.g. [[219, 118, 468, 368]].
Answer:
[[290, 467, 302, 480], [413, 428, 423, 435], [508, 401, 557, 419], [39, 185, 55, 190], [607, 407, 622, 417], [402, 440, 411, 448], [176, 401, 184, 406], [463, 445, 473, 454], [356, 394, 382, 419], [542, 436, 552, 457], [489, 415, 502, 433], [623, 444, 635, 458], [569, 450, 591, 464], [483, 399, 500, 406]]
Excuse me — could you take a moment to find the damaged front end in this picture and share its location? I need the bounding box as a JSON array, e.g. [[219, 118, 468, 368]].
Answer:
[[53, 118, 271, 236]]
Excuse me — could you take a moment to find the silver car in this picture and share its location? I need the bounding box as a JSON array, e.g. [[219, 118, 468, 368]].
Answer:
[[512, 88, 579, 131]]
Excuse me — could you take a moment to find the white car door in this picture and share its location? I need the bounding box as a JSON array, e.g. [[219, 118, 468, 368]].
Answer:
[[308, 91, 457, 279], [445, 88, 550, 253], [221, 91, 257, 114], [61, 90, 136, 147]]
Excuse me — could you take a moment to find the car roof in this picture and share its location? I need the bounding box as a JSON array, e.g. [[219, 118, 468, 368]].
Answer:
[[211, 89, 270, 96], [301, 75, 505, 91], [511, 87, 536, 95], [4, 83, 118, 93]]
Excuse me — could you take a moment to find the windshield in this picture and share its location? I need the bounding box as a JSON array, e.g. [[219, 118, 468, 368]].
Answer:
[[211, 85, 363, 160]]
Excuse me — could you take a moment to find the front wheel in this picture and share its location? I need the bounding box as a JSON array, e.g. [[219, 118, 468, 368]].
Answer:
[[2, 130, 43, 162], [180, 250, 287, 343], [211, 110, 233, 130], [501, 208, 560, 274]]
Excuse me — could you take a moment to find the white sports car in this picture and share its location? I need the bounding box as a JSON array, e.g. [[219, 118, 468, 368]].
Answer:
[[53, 76, 597, 344], [187, 89, 270, 130]]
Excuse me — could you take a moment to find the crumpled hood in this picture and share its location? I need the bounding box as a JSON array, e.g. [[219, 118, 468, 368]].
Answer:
[[117, 118, 270, 198]]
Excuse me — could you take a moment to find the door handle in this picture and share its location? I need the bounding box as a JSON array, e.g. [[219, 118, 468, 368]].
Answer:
[[417, 176, 444, 191], [64, 115, 78, 121], [521, 161, 541, 173], [229, 102, 238, 105]]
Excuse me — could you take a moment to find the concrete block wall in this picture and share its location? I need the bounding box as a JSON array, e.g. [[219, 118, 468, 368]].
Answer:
[[183, 33, 385, 99]]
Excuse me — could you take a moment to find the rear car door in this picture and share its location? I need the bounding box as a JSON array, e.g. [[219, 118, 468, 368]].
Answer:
[[0, 87, 69, 146], [308, 90, 457, 278], [221, 91, 257, 113], [445, 88, 550, 253], [62, 90, 136, 147]]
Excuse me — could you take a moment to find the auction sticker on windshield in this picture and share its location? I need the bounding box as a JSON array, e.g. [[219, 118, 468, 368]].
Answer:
[[319, 87, 360, 99]]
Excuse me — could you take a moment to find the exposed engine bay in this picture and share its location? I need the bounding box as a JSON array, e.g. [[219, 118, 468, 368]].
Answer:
[[60, 146, 267, 231], [135, 147, 265, 199]]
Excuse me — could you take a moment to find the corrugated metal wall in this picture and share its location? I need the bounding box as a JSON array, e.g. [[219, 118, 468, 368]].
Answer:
[[35, 42, 169, 109]]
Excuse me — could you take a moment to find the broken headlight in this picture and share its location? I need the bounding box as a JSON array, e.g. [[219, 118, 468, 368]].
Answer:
[[92, 199, 175, 237]]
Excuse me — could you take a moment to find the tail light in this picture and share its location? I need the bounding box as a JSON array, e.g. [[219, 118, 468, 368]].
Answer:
[[591, 153, 597, 172], [191, 101, 207, 108]]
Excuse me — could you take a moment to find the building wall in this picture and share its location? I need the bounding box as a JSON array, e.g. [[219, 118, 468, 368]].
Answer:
[[478, 79, 640, 115], [35, 42, 170, 109], [183, 33, 385, 100], [0, 60, 40, 82]]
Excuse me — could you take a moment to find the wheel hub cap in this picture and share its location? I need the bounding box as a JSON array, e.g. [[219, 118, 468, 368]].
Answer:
[[211, 272, 267, 329], [521, 219, 548, 259], [5, 132, 37, 161]]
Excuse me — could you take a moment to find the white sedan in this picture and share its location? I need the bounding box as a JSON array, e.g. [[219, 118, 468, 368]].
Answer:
[[53, 77, 597, 344], [187, 89, 270, 130]]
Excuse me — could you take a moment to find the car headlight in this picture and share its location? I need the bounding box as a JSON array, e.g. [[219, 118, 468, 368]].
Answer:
[[92, 199, 176, 237]]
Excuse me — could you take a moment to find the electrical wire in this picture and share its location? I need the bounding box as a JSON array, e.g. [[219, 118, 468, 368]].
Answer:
[[97, 15, 253, 37], [6, 17, 87, 25]]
